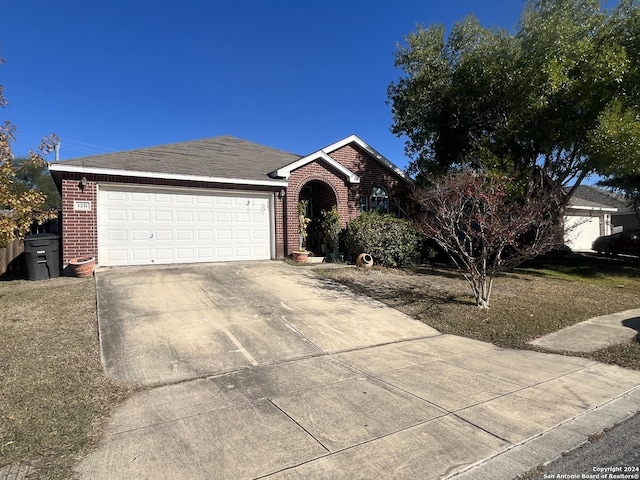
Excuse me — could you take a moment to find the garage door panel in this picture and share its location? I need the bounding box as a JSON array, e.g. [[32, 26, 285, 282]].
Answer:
[[155, 248, 173, 261], [104, 190, 127, 201], [131, 210, 151, 222], [197, 230, 214, 241], [176, 230, 194, 241], [197, 247, 215, 257], [107, 209, 127, 222], [196, 196, 214, 205], [253, 230, 268, 241], [154, 230, 173, 242], [154, 210, 172, 222], [176, 248, 195, 260], [132, 249, 153, 262], [176, 211, 193, 222], [176, 195, 195, 205], [105, 249, 128, 262], [216, 229, 233, 240], [131, 192, 152, 203], [132, 230, 153, 242], [197, 211, 213, 222], [99, 186, 272, 266], [106, 230, 128, 242]]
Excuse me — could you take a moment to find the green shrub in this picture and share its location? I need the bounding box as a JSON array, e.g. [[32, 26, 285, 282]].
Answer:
[[345, 211, 422, 267]]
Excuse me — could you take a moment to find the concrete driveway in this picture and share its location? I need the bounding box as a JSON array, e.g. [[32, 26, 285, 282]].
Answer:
[[77, 261, 640, 479], [95, 261, 437, 386]]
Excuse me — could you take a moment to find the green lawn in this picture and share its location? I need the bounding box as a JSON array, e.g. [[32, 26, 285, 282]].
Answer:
[[319, 252, 640, 369]]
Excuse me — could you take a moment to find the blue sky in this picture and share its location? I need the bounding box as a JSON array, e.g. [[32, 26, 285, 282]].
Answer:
[[2, 1, 526, 171]]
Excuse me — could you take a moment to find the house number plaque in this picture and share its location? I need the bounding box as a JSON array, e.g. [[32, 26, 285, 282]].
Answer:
[[73, 201, 92, 211]]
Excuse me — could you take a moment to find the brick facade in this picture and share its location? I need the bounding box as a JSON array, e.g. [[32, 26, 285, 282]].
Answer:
[[61, 176, 98, 266], [285, 160, 349, 253], [281, 143, 413, 255], [56, 138, 413, 266], [328, 143, 414, 214]]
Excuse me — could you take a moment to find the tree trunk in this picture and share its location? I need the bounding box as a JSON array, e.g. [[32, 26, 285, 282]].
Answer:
[[475, 276, 492, 309]]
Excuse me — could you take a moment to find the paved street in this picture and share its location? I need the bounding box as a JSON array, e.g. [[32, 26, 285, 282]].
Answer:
[[530, 412, 640, 479]]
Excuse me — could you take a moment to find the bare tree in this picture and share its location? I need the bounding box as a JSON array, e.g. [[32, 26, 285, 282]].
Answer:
[[414, 171, 566, 308]]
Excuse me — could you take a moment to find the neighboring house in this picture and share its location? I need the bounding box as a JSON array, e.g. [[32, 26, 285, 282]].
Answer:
[[565, 185, 639, 251], [48, 135, 413, 267]]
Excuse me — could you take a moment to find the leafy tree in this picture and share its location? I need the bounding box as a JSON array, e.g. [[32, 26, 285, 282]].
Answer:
[[388, 0, 640, 196], [12, 157, 61, 210], [414, 171, 566, 308], [1, 59, 58, 247], [598, 174, 640, 222]]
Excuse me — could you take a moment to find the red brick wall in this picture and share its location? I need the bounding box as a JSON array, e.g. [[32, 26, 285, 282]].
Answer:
[[274, 193, 286, 258], [327, 144, 413, 218], [282, 145, 413, 255], [285, 160, 351, 254], [61, 177, 98, 266]]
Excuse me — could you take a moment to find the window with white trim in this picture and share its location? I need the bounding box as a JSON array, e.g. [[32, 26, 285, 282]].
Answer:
[[370, 185, 389, 213]]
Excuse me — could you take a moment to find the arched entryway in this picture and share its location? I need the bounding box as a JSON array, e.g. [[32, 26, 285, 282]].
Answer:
[[298, 180, 337, 253]]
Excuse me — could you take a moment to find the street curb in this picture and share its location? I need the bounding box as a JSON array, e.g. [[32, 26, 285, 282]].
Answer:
[[445, 385, 640, 480]]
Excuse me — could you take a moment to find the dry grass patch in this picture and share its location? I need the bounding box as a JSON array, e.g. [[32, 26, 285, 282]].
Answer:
[[318, 253, 640, 368], [0, 277, 135, 479]]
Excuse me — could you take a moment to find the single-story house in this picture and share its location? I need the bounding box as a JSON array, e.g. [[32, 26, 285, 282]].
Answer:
[[565, 185, 639, 251], [49, 135, 414, 267]]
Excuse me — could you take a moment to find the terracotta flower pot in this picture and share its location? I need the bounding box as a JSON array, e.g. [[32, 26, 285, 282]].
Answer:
[[356, 253, 373, 268], [69, 256, 95, 278], [292, 251, 309, 263]]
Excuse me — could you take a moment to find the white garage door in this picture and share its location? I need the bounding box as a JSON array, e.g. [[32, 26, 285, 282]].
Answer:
[[98, 185, 272, 266], [565, 215, 601, 251]]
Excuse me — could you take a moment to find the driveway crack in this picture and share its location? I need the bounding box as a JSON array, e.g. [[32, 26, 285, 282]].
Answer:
[[267, 399, 331, 454]]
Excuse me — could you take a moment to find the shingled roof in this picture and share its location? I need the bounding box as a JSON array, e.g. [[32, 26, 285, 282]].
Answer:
[[569, 185, 633, 213], [49, 136, 301, 185]]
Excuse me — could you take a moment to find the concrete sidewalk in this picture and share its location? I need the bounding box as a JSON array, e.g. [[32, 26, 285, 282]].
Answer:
[[76, 262, 640, 479], [529, 309, 640, 353]]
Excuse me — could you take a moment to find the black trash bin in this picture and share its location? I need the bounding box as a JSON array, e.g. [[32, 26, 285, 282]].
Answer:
[[23, 233, 61, 280]]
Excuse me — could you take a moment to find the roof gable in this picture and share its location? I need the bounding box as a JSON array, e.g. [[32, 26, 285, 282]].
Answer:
[[270, 150, 360, 183], [270, 134, 412, 185]]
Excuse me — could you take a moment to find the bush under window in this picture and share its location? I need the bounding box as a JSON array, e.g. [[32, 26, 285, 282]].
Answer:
[[345, 211, 422, 267]]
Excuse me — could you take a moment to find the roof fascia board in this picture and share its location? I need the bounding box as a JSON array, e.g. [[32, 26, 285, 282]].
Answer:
[[566, 205, 618, 212], [48, 163, 288, 187], [273, 151, 360, 183], [322, 134, 413, 184]]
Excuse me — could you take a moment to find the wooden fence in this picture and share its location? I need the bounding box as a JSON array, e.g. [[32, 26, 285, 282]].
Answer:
[[0, 237, 25, 277]]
